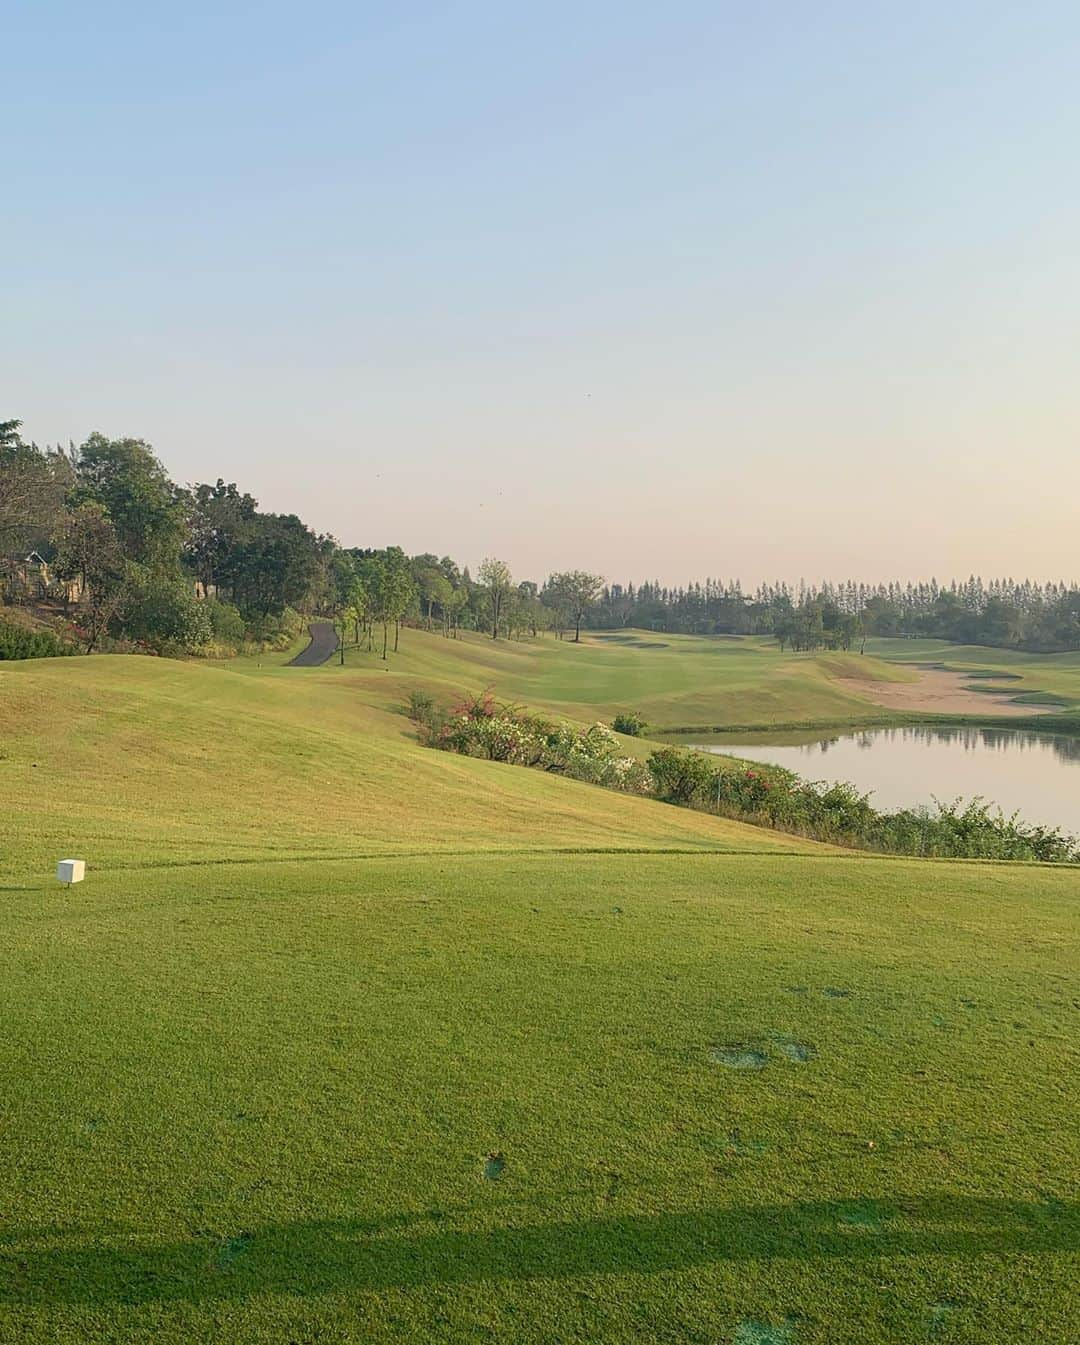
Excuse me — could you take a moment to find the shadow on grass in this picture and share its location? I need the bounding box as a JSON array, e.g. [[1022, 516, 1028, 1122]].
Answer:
[[2, 1197, 1076, 1306]]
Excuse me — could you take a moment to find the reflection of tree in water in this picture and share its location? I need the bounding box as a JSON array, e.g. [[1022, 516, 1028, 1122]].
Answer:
[[799, 726, 1080, 764], [908, 726, 1080, 764]]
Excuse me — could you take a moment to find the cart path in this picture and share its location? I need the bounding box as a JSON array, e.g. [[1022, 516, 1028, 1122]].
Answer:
[[288, 621, 339, 667]]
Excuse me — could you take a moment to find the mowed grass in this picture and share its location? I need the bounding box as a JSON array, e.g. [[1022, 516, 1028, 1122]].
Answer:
[[0, 652, 810, 873], [2, 637, 1078, 1343], [2, 854, 1077, 1344], [337, 627, 919, 730]]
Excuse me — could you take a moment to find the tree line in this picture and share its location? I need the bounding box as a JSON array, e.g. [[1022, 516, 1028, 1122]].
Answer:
[[0, 419, 603, 656], [589, 577, 1080, 652], [5, 415, 1079, 656]]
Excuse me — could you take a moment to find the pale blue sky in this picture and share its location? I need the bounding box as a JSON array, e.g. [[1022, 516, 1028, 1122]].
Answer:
[[5, 2, 1079, 582]]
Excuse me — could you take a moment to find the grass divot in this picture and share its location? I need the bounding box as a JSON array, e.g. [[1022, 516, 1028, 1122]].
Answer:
[[733, 1317, 797, 1344], [711, 1045, 768, 1070]]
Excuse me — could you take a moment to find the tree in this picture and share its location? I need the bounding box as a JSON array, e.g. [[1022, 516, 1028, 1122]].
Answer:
[[0, 419, 73, 557], [123, 567, 212, 653], [542, 580, 571, 639], [335, 607, 354, 665], [547, 570, 603, 642], [443, 584, 467, 638], [224, 513, 322, 620], [348, 577, 371, 645], [184, 479, 257, 596], [478, 557, 513, 639], [369, 548, 415, 658], [417, 566, 452, 630], [328, 548, 358, 612], [75, 433, 184, 566], [53, 503, 128, 652]]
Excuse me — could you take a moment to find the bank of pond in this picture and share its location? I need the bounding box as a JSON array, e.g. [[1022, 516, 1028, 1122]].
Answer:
[[686, 724, 1080, 839], [410, 693, 1079, 863]]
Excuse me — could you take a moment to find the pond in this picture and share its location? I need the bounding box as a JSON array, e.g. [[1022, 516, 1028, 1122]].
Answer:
[[690, 726, 1080, 836]]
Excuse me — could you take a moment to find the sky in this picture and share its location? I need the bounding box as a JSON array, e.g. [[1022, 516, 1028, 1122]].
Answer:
[[4, 1, 1079, 585]]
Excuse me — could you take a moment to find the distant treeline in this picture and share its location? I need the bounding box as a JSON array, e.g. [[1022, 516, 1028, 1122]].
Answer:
[[4, 415, 1080, 656], [589, 578, 1080, 653]]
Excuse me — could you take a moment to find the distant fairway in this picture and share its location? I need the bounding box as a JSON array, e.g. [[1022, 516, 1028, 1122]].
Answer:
[[1, 633, 1078, 1343]]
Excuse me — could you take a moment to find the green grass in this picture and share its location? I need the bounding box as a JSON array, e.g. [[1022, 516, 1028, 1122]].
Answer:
[[0, 653, 808, 873], [341, 629, 920, 731], [2, 633, 1078, 1342]]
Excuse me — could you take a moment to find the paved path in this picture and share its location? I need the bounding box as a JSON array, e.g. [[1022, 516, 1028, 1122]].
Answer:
[[288, 621, 339, 667]]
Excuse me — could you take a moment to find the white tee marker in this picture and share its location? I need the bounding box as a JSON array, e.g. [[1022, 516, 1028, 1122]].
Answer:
[[57, 859, 86, 886]]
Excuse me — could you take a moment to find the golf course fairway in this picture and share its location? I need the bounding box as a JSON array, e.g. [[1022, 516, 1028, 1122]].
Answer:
[[1, 631, 1077, 1343]]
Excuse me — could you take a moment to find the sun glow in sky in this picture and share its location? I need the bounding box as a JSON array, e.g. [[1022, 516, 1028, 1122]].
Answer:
[[5, 2, 1080, 584]]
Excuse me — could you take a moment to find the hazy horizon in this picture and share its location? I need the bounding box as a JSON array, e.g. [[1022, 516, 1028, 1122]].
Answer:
[[7, 2, 1079, 583]]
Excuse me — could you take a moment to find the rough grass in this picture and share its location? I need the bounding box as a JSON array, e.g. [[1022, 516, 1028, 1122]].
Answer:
[[1, 636, 1078, 1343]]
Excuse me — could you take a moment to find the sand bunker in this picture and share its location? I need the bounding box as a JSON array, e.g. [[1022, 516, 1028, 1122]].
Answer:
[[834, 667, 1053, 717]]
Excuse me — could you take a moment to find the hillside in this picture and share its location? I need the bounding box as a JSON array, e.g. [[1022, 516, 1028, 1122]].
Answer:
[[1, 635, 1078, 1344], [0, 645, 816, 873]]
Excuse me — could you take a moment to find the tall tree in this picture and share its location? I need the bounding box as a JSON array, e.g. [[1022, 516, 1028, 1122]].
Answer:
[[53, 503, 128, 652], [348, 576, 371, 646], [0, 419, 73, 556], [224, 513, 322, 620], [416, 566, 452, 630], [74, 433, 184, 566], [478, 557, 513, 639], [369, 548, 415, 658], [184, 479, 257, 595], [443, 584, 467, 638]]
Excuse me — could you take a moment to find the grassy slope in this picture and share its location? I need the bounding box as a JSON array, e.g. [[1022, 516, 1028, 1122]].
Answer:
[[1, 635, 1078, 1344], [336, 629, 919, 731], [0, 653, 809, 874]]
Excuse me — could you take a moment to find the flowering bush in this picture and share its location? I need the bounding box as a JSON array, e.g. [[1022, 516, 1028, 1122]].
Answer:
[[427, 696, 650, 792], [416, 696, 1078, 863]]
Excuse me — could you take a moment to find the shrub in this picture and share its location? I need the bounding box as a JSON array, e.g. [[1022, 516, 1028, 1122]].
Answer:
[[244, 606, 305, 651], [647, 746, 718, 804], [419, 701, 1078, 864], [648, 746, 1077, 862], [0, 619, 77, 660], [123, 571, 213, 653], [429, 700, 650, 791], [406, 690, 436, 723], [612, 711, 648, 737], [205, 598, 246, 647]]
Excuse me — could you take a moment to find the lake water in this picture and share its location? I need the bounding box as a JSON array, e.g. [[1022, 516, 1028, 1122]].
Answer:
[[692, 726, 1080, 836]]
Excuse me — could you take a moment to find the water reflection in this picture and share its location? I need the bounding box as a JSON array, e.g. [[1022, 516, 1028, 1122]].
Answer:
[[692, 726, 1080, 832], [793, 726, 1080, 763]]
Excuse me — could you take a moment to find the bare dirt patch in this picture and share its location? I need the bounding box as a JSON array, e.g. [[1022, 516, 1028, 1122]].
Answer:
[[834, 667, 1053, 717]]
